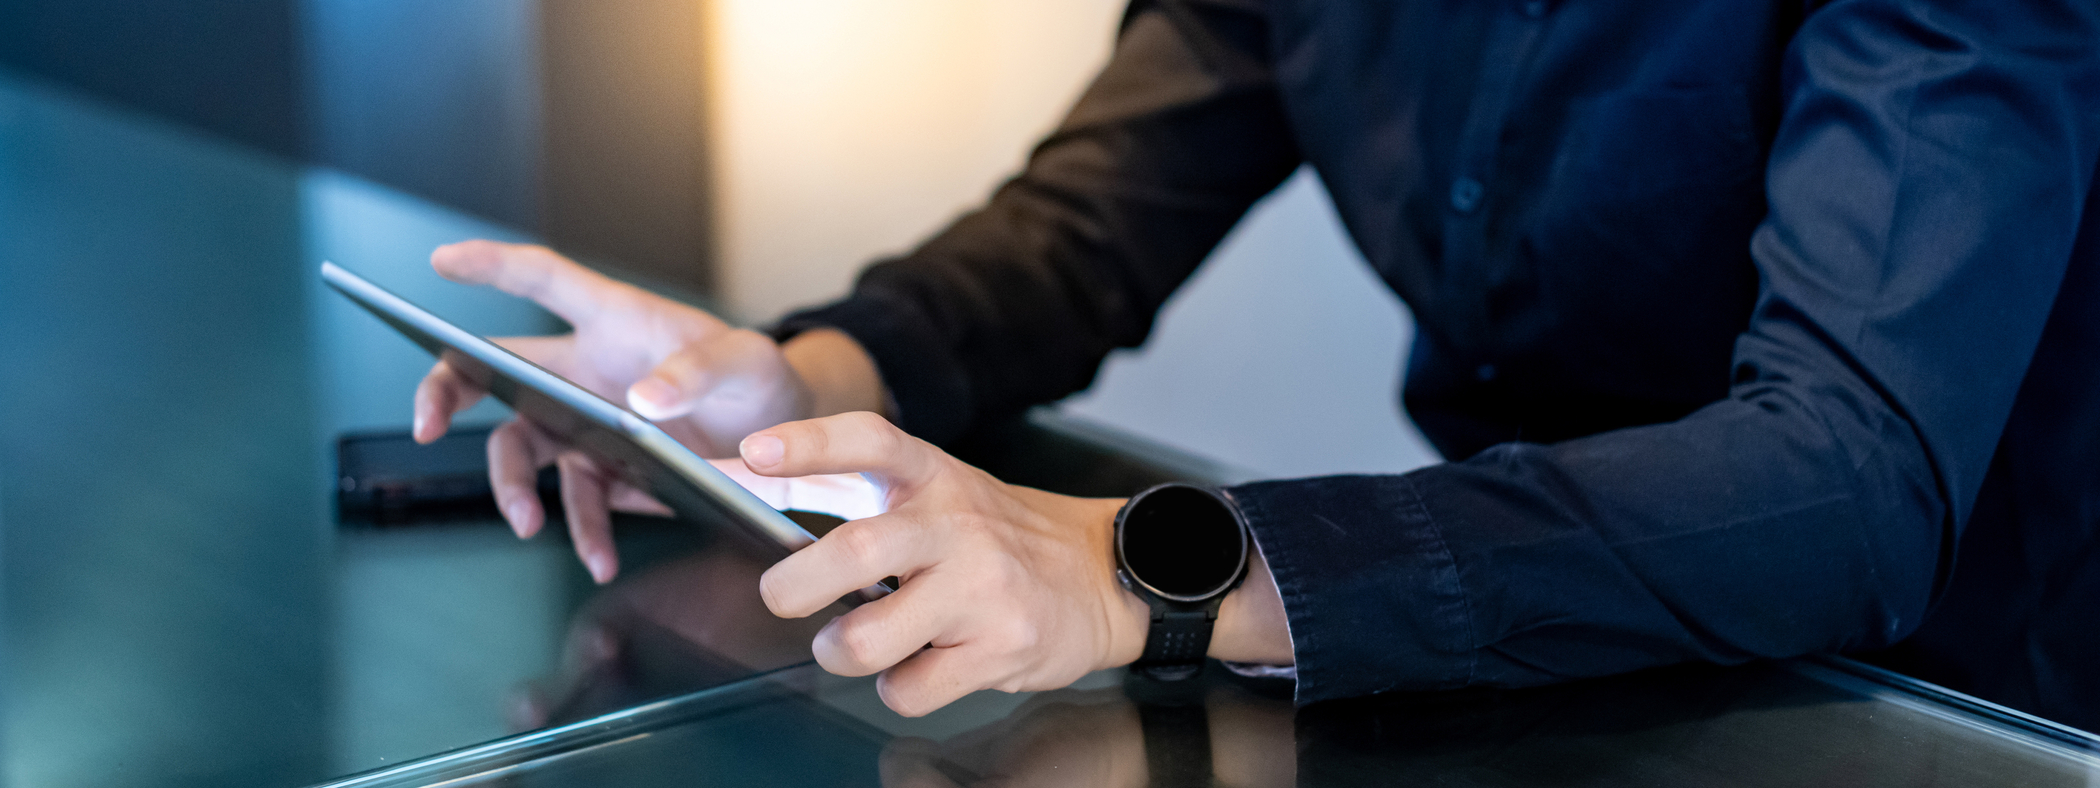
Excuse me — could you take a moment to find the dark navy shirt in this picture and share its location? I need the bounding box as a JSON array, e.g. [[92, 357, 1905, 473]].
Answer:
[[780, 0, 2100, 728]]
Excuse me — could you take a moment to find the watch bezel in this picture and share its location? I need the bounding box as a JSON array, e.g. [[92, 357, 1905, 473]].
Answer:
[[1113, 483, 1252, 606]]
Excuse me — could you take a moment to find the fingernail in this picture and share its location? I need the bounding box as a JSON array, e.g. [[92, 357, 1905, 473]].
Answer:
[[504, 500, 532, 537], [413, 413, 427, 440], [586, 553, 615, 584], [628, 378, 676, 416], [742, 435, 785, 469]]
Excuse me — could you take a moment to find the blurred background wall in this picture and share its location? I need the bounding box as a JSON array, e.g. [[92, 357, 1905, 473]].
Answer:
[[0, 0, 1437, 474], [700, 0, 1440, 477], [703, 0, 1125, 322], [703, 0, 1438, 477]]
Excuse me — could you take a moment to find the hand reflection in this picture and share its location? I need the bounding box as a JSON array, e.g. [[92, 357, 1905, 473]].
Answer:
[[878, 680, 1296, 788], [512, 544, 837, 729]]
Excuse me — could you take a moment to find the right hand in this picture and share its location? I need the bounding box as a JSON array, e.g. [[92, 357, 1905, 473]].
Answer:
[[411, 240, 814, 582]]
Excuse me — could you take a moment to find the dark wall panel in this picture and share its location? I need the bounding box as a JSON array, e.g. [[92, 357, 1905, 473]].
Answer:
[[0, 0, 305, 157], [2, 0, 718, 291], [303, 0, 544, 230]]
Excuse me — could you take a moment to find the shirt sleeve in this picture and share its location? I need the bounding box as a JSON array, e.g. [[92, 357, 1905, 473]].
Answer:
[[1231, 0, 2100, 703], [773, 0, 1301, 446]]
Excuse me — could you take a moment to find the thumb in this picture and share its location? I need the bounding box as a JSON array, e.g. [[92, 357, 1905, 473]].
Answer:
[[626, 328, 782, 420]]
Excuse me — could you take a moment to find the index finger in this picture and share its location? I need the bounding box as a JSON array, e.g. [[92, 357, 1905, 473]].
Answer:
[[760, 512, 935, 619], [740, 412, 945, 493], [430, 239, 622, 326]]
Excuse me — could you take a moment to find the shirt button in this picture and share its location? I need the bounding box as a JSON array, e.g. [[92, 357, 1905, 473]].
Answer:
[[1449, 176, 1484, 213], [1521, 0, 1547, 18]]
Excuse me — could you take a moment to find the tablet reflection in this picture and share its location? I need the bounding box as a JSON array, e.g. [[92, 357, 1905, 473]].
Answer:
[[514, 512, 847, 728]]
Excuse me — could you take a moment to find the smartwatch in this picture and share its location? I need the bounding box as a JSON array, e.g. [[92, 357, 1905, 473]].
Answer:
[[1113, 483, 1253, 681]]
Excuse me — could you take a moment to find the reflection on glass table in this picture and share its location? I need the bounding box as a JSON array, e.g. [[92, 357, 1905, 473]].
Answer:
[[316, 626, 2100, 788], [323, 426, 2100, 788]]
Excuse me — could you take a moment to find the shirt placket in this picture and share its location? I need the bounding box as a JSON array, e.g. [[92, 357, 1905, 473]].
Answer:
[[1439, 0, 1553, 371]]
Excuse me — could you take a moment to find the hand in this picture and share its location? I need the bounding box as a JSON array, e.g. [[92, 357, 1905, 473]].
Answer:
[[743, 412, 1152, 717], [408, 240, 888, 582]]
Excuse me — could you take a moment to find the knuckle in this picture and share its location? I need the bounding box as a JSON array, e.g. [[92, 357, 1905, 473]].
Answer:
[[833, 618, 885, 670], [951, 512, 1004, 544], [830, 523, 888, 569], [1010, 621, 1042, 653], [784, 421, 827, 458], [990, 619, 1039, 655], [871, 428, 906, 459], [841, 410, 886, 429], [979, 554, 1033, 602], [842, 410, 899, 444]]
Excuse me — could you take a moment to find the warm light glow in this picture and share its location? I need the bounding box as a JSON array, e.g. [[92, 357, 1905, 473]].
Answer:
[[703, 0, 1126, 322]]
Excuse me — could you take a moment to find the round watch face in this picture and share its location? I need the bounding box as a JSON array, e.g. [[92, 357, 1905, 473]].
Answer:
[[1117, 485, 1248, 602]]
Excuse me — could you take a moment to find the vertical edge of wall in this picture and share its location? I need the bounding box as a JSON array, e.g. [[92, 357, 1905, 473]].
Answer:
[[538, 0, 717, 301]]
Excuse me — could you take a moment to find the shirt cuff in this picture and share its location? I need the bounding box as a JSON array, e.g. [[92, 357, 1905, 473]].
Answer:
[[1221, 661, 1298, 680], [1224, 473, 1476, 704]]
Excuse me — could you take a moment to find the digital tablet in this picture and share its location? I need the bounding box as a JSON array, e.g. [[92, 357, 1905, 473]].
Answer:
[[321, 261, 888, 604]]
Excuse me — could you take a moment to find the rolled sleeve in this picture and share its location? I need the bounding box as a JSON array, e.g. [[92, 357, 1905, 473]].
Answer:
[[1227, 475, 1475, 703]]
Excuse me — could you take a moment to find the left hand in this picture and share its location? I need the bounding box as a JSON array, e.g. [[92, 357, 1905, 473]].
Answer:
[[742, 412, 1150, 717]]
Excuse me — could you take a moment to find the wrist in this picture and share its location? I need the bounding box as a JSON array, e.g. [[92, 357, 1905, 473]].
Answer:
[[1086, 497, 1154, 672], [1207, 544, 1292, 665], [780, 327, 890, 420], [1106, 580, 1154, 671], [1106, 484, 1267, 679]]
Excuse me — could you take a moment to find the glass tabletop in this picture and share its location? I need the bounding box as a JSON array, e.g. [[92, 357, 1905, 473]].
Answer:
[[4, 64, 2097, 788], [0, 66, 594, 786], [307, 653, 2100, 788]]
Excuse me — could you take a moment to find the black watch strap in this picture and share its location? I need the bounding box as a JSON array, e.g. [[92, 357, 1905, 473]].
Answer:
[[1135, 608, 1216, 680]]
